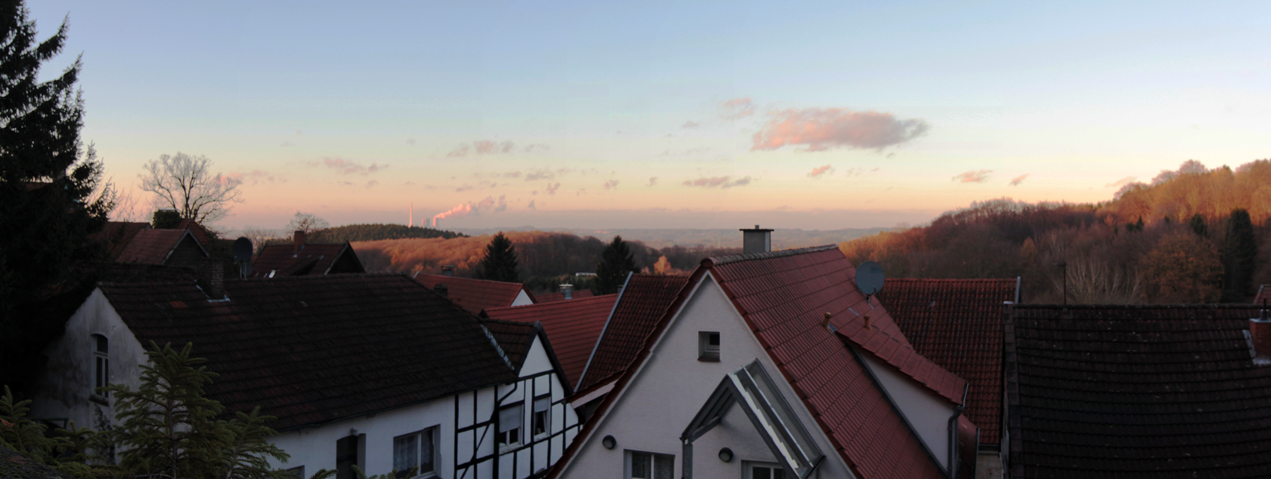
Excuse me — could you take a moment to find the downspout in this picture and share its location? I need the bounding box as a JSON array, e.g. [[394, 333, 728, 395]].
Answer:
[[947, 383, 969, 479], [682, 439, 693, 479]]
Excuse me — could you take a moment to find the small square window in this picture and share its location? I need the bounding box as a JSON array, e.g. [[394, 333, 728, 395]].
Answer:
[[532, 395, 551, 437], [698, 332, 720, 361], [626, 450, 674, 479], [745, 462, 787, 479], [497, 403, 523, 448]]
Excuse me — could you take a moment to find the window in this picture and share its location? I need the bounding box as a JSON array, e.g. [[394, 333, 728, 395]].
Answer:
[[698, 331, 720, 361], [497, 403, 523, 447], [393, 426, 438, 477], [744, 462, 786, 479], [285, 466, 305, 479], [532, 395, 551, 437], [336, 435, 361, 479], [92, 334, 108, 397], [625, 450, 673, 479]]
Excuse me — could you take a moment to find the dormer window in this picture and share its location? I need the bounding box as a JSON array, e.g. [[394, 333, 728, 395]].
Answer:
[[698, 332, 720, 362], [92, 334, 108, 397]]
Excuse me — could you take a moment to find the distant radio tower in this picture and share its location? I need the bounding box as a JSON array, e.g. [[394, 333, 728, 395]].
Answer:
[[409, 202, 413, 227]]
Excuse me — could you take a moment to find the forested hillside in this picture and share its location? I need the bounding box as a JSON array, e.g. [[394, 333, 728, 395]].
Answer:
[[307, 224, 465, 243], [841, 159, 1271, 304]]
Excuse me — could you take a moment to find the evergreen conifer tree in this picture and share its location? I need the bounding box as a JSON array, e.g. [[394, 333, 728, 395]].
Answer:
[[595, 236, 636, 295], [477, 232, 520, 282], [1221, 208, 1258, 301], [1189, 213, 1207, 237], [0, 0, 113, 391]]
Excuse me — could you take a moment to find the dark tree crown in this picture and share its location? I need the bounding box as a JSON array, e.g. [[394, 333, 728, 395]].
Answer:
[[595, 236, 636, 295], [478, 232, 520, 283]]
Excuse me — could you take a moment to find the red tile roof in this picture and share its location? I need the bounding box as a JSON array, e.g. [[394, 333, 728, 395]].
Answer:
[[414, 274, 529, 315], [174, 219, 216, 245], [574, 274, 689, 393], [252, 243, 359, 277], [485, 294, 618, 389], [93, 222, 150, 261], [535, 290, 596, 303], [115, 229, 205, 265], [876, 278, 1017, 445], [100, 274, 518, 431], [706, 246, 966, 479]]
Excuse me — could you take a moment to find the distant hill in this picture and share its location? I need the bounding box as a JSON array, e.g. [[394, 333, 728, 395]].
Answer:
[[453, 227, 890, 250], [308, 224, 465, 243]]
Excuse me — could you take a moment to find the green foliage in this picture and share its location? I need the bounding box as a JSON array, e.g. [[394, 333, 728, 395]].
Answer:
[[1189, 214, 1208, 237], [307, 223, 464, 243], [477, 232, 521, 282], [1222, 208, 1258, 301], [219, 407, 289, 479], [595, 236, 636, 295], [0, 386, 51, 459]]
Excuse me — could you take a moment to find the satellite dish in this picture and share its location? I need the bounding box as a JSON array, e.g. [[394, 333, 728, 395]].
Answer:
[[855, 261, 885, 298], [232, 237, 253, 263]]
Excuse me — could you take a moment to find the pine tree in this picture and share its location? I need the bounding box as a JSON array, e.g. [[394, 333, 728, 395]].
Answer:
[[0, 0, 113, 393], [595, 236, 636, 295], [477, 232, 520, 282], [1189, 213, 1207, 237], [1221, 208, 1258, 302]]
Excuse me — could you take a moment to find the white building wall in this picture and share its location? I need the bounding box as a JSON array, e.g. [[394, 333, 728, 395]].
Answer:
[[859, 352, 956, 471], [512, 290, 534, 307], [30, 289, 149, 431], [559, 274, 854, 479]]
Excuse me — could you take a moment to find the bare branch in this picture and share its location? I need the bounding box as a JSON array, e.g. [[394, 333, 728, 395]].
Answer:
[[138, 153, 243, 224]]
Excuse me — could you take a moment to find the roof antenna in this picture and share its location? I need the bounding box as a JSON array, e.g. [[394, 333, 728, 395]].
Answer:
[[855, 261, 885, 309]]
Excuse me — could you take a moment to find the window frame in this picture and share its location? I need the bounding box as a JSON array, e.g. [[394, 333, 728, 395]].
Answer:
[[392, 426, 439, 478], [743, 461, 787, 479], [531, 394, 551, 438], [496, 402, 524, 449], [624, 449, 674, 479], [92, 334, 109, 398], [698, 331, 721, 362]]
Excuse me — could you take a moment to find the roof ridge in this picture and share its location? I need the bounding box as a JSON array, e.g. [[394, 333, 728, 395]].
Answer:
[[488, 293, 616, 313], [706, 244, 839, 265], [416, 274, 526, 288]]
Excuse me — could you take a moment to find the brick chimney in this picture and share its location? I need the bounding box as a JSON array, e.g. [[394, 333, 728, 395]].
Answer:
[[560, 283, 574, 300], [740, 225, 774, 254], [1251, 307, 1271, 362], [198, 260, 225, 300], [441, 265, 455, 277], [293, 230, 305, 254]]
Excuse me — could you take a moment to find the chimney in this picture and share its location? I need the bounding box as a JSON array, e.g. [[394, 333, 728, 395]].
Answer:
[[740, 225, 774, 254], [294, 230, 305, 254], [1251, 306, 1271, 362], [560, 283, 574, 300], [434, 283, 449, 298], [198, 261, 225, 300], [441, 265, 456, 277]]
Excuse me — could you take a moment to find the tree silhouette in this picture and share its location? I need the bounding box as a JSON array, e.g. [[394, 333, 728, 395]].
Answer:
[[139, 152, 242, 224], [477, 232, 520, 282], [1221, 208, 1258, 301], [595, 236, 636, 295], [1189, 213, 1208, 237]]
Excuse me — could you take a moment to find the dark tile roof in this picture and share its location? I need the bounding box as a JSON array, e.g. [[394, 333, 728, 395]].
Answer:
[[115, 229, 205, 265], [93, 221, 150, 261], [574, 275, 689, 393], [1256, 284, 1270, 306], [413, 274, 528, 315], [876, 278, 1018, 446], [535, 290, 595, 303], [99, 274, 518, 431], [1005, 305, 1271, 478], [252, 243, 358, 278], [707, 246, 965, 479], [96, 263, 199, 283], [485, 294, 618, 389], [173, 219, 215, 246], [480, 318, 536, 370]]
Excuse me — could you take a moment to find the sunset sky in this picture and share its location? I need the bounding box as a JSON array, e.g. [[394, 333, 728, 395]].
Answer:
[[30, 1, 1271, 231]]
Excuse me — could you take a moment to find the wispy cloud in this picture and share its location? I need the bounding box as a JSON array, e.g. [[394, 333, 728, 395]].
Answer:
[[527, 199, 536, 210], [526, 169, 555, 181], [1009, 174, 1029, 186], [953, 170, 992, 183], [317, 157, 388, 175], [456, 184, 474, 192], [683, 176, 753, 189], [365, 180, 379, 189], [719, 98, 756, 120], [546, 182, 561, 195], [808, 165, 833, 178], [648, 177, 658, 187], [751, 108, 929, 152], [280, 141, 294, 148], [604, 180, 620, 190], [228, 170, 285, 186], [406, 138, 416, 145], [523, 143, 550, 153], [682, 120, 700, 129], [447, 140, 516, 157], [1106, 176, 1137, 188], [430, 196, 508, 227]]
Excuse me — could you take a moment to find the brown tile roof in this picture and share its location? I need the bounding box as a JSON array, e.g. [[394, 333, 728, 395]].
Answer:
[[252, 243, 358, 277], [174, 218, 216, 245], [99, 274, 518, 431], [706, 246, 964, 479], [535, 290, 595, 303], [413, 274, 529, 315], [574, 274, 689, 393], [1006, 305, 1271, 478], [485, 294, 618, 389], [876, 278, 1018, 446], [115, 229, 206, 265]]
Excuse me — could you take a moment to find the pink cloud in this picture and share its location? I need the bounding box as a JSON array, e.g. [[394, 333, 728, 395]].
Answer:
[[447, 140, 516, 157], [647, 177, 658, 187], [682, 120, 700, 128], [320, 157, 388, 175], [952, 170, 992, 183], [546, 182, 561, 195], [808, 165, 833, 178], [365, 180, 379, 189], [228, 170, 285, 186], [682, 176, 753, 189], [751, 108, 929, 152], [604, 180, 620, 190], [719, 98, 755, 120], [1009, 174, 1029, 186]]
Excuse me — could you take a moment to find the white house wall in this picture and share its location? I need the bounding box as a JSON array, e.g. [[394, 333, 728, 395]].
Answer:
[[512, 290, 534, 307], [559, 274, 854, 479], [858, 352, 955, 471], [30, 289, 148, 432]]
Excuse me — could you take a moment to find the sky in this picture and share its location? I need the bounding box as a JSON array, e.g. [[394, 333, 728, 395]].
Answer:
[[29, 0, 1271, 231]]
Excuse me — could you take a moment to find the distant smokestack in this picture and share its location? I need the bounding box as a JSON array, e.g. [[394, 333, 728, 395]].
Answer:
[[740, 225, 774, 254], [410, 202, 413, 228], [432, 218, 438, 228], [198, 260, 225, 300], [294, 230, 305, 254], [560, 283, 574, 300], [442, 265, 455, 277]]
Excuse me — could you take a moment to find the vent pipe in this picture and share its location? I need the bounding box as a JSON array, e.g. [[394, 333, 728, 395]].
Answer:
[[293, 230, 305, 254], [740, 225, 774, 254]]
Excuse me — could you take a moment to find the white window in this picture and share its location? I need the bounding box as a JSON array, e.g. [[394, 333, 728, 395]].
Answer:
[[625, 450, 673, 479], [393, 426, 438, 477], [698, 331, 720, 361], [497, 403, 523, 447], [532, 395, 550, 437], [744, 462, 786, 479], [92, 334, 108, 397]]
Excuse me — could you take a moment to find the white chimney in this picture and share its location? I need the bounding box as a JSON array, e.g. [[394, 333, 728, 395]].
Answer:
[[441, 265, 456, 277], [560, 283, 574, 300], [740, 225, 773, 254]]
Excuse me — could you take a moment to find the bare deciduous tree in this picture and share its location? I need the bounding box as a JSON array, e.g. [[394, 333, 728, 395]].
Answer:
[[286, 211, 330, 234], [139, 152, 242, 224], [240, 226, 279, 255]]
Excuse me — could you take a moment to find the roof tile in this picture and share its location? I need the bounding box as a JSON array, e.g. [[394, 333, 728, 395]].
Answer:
[[413, 274, 528, 315], [485, 294, 618, 388]]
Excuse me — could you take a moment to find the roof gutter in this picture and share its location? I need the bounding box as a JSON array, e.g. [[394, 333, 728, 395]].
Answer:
[[948, 382, 969, 479], [577, 271, 632, 388]]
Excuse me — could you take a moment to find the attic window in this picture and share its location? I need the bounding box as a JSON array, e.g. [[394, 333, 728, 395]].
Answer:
[[92, 334, 108, 397], [699, 332, 720, 362]]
